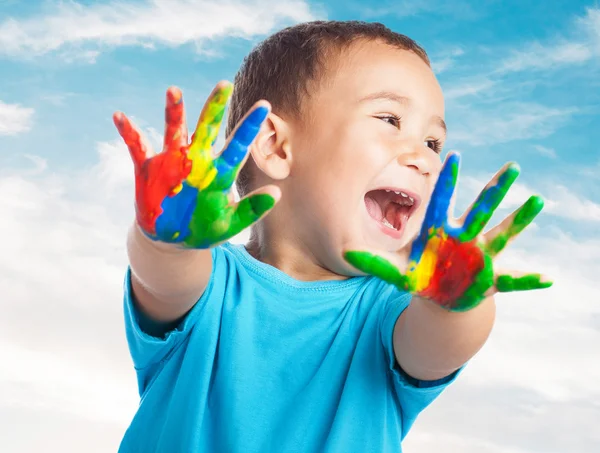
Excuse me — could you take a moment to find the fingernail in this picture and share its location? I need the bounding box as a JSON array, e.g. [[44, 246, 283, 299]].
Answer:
[[246, 106, 270, 126]]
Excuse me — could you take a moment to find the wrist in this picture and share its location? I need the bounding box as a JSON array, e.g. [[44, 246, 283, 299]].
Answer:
[[129, 221, 191, 256], [412, 293, 496, 315]]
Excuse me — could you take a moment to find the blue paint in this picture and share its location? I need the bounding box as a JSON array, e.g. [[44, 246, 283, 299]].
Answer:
[[214, 105, 269, 190], [409, 152, 460, 263], [154, 182, 198, 242]]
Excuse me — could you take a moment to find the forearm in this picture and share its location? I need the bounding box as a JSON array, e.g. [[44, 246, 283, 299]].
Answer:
[[393, 295, 496, 381], [127, 221, 212, 322]]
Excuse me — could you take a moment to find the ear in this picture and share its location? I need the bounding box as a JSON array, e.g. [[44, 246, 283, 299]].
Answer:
[[248, 111, 292, 181]]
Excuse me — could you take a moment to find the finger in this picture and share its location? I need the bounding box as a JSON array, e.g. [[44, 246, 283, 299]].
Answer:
[[423, 151, 460, 229], [483, 195, 544, 257], [112, 112, 154, 167], [409, 152, 460, 263], [185, 82, 233, 191], [213, 101, 271, 191], [344, 250, 410, 290], [458, 162, 520, 242], [163, 86, 187, 154], [225, 185, 281, 238], [190, 81, 233, 153], [496, 272, 553, 292]]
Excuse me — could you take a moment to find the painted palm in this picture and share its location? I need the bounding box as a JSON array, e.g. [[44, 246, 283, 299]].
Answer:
[[113, 83, 276, 249], [345, 153, 552, 312]]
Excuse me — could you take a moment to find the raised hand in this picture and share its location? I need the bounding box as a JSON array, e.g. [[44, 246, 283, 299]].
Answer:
[[113, 82, 278, 249], [344, 152, 552, 312]]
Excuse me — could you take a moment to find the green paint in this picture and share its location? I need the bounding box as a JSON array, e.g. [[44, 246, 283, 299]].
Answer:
[[485, 195, 544, 256], [344, 158, 553, 313], [229, 193, 277, 237], [458, 163, 520, 242], [179, 96, 275, 248], [184, 189, 276, 248], [496, 274, 553, 292], [451, 254, 495, 311], [344, 251, 410, 290]]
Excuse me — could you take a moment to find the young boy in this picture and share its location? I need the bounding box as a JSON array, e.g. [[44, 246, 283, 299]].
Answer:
[[113, 21, 550, 452]]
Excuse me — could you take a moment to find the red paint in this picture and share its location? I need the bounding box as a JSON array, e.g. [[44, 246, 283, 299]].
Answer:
[[113, 93, 192, 234], [420, 236, 484, 306], [164, 88, 187, 153]]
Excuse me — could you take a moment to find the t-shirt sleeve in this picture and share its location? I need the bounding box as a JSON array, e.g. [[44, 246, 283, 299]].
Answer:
[[379, 291, 463, 438], [122, 246, 225, 393]]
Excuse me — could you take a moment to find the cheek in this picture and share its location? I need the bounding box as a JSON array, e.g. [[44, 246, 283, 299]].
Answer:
[[432, 156, 444, 173]]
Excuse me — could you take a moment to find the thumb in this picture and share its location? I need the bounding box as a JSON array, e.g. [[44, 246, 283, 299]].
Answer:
[[343, 247, 410, 290], [226, 184, 281, 238]]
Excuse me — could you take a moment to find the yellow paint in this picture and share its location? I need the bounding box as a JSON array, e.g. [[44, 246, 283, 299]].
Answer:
[[186, 154, 217, 190], [171, 183, 183, 195], [411, 234, 443, 291], [185, 83, 232, 191]]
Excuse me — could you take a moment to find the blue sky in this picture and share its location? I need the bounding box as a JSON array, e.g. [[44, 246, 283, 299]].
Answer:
[[0, 1, 599, 452]]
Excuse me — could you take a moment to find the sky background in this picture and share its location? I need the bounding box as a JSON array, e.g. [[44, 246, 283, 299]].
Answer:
[[0, 0, 599, 452]]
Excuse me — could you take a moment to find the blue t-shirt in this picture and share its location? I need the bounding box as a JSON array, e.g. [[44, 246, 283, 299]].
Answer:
[[119, 242, 459, 452]]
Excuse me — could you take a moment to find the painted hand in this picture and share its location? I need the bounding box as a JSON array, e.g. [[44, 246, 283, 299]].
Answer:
[[344, 152, 552, 312], [113, 82, 278, 249]]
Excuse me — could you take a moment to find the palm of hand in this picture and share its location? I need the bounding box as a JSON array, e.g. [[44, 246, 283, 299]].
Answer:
[[345, 153, 552, 312], [113, 83, 276, 249]]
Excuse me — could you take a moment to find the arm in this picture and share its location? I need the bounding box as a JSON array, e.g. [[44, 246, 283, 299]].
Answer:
[[115, 83, 278, 324], [393, 295, 495, 381], [345, 152, 551, 382], [127, 222, 212, 323]]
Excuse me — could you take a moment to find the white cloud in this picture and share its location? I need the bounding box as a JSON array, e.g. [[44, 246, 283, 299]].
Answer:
[[0, 147, 136, 451], [39, 92, 76, 107], [496, 7, 600, 74], [431, 47, 465, 74], [578, 160, 600, 179], [459, 175, 600, 223], [0, 100, 34, 135], [498, 41, 592, 73], [0, 132, 252, 450], [443, 78, 496, 100], [449, 103, 577, 146], [578, 6, 600, 49], [543, 185, 600, 222], [0, 0, 321, 60], [532, 144, 557, 159]]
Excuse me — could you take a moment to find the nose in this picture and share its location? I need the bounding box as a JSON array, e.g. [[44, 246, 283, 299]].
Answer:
[[396, 140, 436, 176]]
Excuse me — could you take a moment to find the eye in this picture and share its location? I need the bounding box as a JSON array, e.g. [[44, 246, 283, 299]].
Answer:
[[377, 115, 401, 129], [426, 139, 443, 154]]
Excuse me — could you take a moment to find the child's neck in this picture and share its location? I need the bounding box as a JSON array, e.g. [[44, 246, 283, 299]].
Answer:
[[244, 226, 348, 283]]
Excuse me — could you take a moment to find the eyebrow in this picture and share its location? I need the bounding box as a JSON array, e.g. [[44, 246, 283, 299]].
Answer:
[[359, 91, 411, 106], [434, 117, 447, 135], [359, 91, 447, 135]]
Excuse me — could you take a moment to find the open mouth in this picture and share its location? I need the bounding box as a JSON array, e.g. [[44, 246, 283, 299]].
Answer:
[[364, 188, 420, 237]]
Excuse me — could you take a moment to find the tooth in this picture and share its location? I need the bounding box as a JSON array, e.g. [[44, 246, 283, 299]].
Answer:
[[400, 191, 408, 197], [385, 189, 391, 192], [382, 218, 395, 229], [408, 196, 414, 203], [394, 191, 401, 195]]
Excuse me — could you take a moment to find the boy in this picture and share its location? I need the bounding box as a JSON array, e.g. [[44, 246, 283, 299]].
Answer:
[[113, 21, 550, 452]]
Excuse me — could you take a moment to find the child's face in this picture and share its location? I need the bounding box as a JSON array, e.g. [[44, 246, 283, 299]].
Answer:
[[281, 40, 445, 274]]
